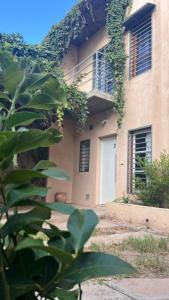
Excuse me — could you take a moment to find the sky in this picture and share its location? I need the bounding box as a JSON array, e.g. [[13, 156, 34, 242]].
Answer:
[[0, 0, 78, 44]]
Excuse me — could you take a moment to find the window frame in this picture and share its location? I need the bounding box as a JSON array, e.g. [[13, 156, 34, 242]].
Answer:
[[127, 126, 152, 193], [79, 139, 90, 173], [129, 15, 152, 79]]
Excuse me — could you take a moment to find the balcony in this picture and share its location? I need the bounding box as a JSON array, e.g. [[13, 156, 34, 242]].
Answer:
[[64, 50, 114, 114]]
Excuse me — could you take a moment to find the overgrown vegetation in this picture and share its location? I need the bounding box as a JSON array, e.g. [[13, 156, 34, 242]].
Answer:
[[106, 0, 132, 127], [1, 0, 132, 128], [0, 51, 134, 300], [136, 152, 169, 208], [0, 33, 88, 129], [90, 235, 169, 277]]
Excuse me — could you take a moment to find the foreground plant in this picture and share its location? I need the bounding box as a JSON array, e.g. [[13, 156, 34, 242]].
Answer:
[[0, 52, 135, 300]]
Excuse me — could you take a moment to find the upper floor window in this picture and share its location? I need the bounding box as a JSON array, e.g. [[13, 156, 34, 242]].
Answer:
[[128, 127, 152, 193], [130, 16, 152, 79], [93, 47, 114, 94]]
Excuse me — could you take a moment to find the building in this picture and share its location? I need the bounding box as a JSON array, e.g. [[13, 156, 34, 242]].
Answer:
[[47, 0, 169, 207]]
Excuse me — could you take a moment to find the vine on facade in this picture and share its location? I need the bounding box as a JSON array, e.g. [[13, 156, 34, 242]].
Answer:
[[0, 0, 132, 128], [106, 0, 132, 127]]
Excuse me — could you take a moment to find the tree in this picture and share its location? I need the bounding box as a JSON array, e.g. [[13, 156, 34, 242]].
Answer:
[[0, 52, 135, 300]]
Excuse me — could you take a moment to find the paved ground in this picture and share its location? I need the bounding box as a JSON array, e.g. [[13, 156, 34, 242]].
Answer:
[[49, 205, 169, 300]]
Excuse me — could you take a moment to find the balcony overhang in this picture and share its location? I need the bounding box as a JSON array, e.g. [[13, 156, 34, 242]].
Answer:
[[123, 2, 155, 31], [71, 0, 107, 47], [87, 90, 114, 115]]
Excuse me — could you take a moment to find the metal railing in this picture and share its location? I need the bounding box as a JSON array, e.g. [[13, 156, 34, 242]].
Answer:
[[64, 50, 114, 94]]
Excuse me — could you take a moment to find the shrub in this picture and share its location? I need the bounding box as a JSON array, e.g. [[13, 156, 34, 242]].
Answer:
[[136, 152, 169, 208]]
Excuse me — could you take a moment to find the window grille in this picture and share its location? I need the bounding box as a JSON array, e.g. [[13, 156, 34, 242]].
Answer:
[[128, 127, 152, 193], [93, 48, 114, 94], [130, 16, 152, 78], [79, 140, 90, 172]]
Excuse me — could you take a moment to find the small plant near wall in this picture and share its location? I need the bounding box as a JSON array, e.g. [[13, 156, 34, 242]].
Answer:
[[136, 152, 169, 208], [0, 51, 135, 300]]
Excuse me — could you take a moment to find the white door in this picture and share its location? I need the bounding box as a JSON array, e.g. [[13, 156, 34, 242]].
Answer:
[[100, 136, 117, 204]]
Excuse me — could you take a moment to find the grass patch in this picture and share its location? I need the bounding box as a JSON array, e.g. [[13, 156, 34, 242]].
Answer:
[[89, 235, 169, 277], [123, 235, 168, 253]]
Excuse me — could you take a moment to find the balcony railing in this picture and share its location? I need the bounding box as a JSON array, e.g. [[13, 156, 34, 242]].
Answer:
[[64, 50, 114, 114], [64, 50, 114, 95]]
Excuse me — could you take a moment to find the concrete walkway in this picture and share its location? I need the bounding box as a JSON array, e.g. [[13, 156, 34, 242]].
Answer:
[[82, 279, 169, 300]]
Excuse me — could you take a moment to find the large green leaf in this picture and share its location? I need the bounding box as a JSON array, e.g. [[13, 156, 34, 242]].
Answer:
[[41, 77, 66, 103], [49, 288, 79, 300], [64, 252, 135, 283], [0, 206, 51, 238], [41, 167, 70, 181], [2, 185, 48, 212], [19, 73, 51, 93], [0, 129, 63, 164], [4, 61, 24, 97], [68, 210, 99, 252], [26, 94, 61, 110], [0, 91, 11, 101], [33, 160, 56, 170], [4, 169, 44, 184], [16, 237, 74, 264], [6, 111, 43, 128], [10, 282, 39, 300], [0, 51, 13, 69], [4, 167, 69, 185], [1, 197, 75, 216]]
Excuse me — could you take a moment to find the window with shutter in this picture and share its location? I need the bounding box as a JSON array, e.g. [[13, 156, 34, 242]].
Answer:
[[128, 127, 152, 193], [79, 140, 90, 172]]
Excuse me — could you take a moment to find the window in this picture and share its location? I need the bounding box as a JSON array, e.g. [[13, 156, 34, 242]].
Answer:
[[128, 127, 152, 193], [93, 48, 114, 94], [130, 16, 152, 78], [79, 140, 90, 172]]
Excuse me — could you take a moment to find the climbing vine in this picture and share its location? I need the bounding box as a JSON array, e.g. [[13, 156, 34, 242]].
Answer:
[[43, 0, 132, 127], [0, 0, 132, 128], [106, 0, 132, 127]]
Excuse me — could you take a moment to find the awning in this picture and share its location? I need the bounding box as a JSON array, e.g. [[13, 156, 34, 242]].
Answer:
[[123, 2, 156, 30]]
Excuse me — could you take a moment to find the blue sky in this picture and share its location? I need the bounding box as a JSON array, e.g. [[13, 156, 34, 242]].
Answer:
[[0, 0, 78, 44]]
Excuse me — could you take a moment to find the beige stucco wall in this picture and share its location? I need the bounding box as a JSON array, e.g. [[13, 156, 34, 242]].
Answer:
[[106, 203, 169, 233], [49, 0, 169, 206], [47, 120, 75, 203]]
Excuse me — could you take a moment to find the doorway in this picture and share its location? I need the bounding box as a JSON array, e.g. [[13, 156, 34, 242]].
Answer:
[[100, 136, 117, 204]]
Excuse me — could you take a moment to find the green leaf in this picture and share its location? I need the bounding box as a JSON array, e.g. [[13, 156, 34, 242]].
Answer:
[[0, 129, 63, 164], [49, 288, 79, 300], [6, 111, 43, 128], [16, 237, 74, 264], [10, 282, 39, 300], [0, 91, 11, 101], [64, 252, 136, 283], [26, 94, 61, 110], [68, 210, 99, 251], [41, 77, 66, 103], [1, 198, 74, 216], [0, 206, 51, 238], [31, 256, 59, 286], [2, 185, 48, 213], [46, 203, 75, 215], [33, 160, 56, 170], [41, 167, 70, 181], [20, 73, 51, 93], [0, 51, 13, 69], [4, 169, 44, 184], [4, 61, 24, 97]]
